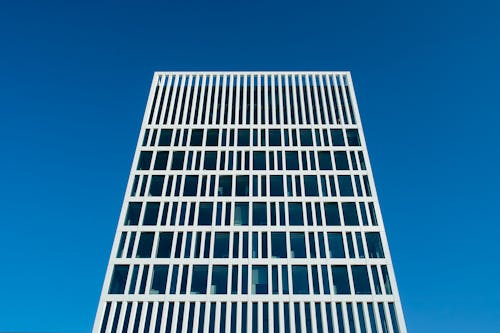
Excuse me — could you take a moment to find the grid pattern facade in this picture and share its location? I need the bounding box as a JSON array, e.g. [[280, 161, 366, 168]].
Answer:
[[93, 71, 407, 333]]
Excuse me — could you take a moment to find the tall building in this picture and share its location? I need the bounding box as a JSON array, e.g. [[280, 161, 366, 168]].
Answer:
[[94, 71, 406, 333]]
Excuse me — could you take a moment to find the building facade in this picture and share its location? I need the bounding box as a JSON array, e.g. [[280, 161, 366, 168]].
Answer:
[[94, 71, 406, 333]]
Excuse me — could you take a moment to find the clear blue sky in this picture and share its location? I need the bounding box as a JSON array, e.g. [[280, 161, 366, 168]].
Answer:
[[0, 0, 498, 332]]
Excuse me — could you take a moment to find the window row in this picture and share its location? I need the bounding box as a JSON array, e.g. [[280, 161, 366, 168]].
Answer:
[[116, 230, 385, 260], [141, 127, 361, 149], [100, 300, 400, 333], [132, 173, 373, 200], [109, 263, 393, 297], [124, 201, 379, 227], [146, 74, 357, 127], [137, 148, 366, 172]]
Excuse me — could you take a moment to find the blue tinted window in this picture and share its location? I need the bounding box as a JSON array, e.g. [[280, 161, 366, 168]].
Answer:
[[159, 129, 173, 146], [352, 265, 371, 294], [109, 265, 129, 294], [324, 203, 341, 225], [183, 176, 198, 196], [136, 232, 154, 258], [214, 232, 230, 258], [318, 151, 332, 170], [270, 176, 284, 196], [191, 265, 208, 294], [269, 129, 281, 146], [346, 129, 361, 146], [285, 151, 299, 170], [271, 232, 287, 258], [288, 203, 303, 225], [252, 265, 268, 294], [234, 202, 249, 225], [338, 175, 354, 196], [236, 176, 249, 196], [143, 202, 159, 225], [292, 265, 309, 294], [190, 129, 203, 146], [327, 232, 345, 258], [150, 265, 168, 294], [125, 202, 142, 226], [204, 151, 217, 170], [253, 203, 267, 225], [342, 202, 359, 225], [332, 265, 350, 294], [290, 232, 306, 258], [206, 129, 219, 146], [334, 151, 349, 170], [211, 265, 228, 294], [157, 232, 173, 258], [253, 151, 266, 170], [331, 129, 345, 146], [304, 176, 319, 196], [154, 151, 169, 170], [238, 129, 250, 146], [218, 176, 232, 196], [137, 151, 152, 170], [198, 202, 213, 225], [300, 129, 313, 146], [171, 151, 185, 170]]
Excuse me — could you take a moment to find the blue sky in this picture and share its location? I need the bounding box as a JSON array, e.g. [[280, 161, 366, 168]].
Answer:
[[0, 0, 499, 332]]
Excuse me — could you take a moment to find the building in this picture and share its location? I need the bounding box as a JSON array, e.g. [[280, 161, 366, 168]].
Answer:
[[93, 71, 407, 333]]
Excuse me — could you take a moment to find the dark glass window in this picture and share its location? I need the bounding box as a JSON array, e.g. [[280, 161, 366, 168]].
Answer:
[[334, 151, 349, 170], [191, 265, 208, 294], [190, 129, 203, 146], [252, 265, 268, 294], [143, 202, 160, 225], [149, 176, 164, 197], [271, 232, 287, 258], [157, 232, 174, 258], [288, 203, 303, 225], [327, 232, 345, 258], [171, 151, 185, 170], [137, 232, 154, 258], [109, 265, 129, 294], [214, 232, 230, 258], [206, 129, 219, 146], [204, 151, 217, 170], [292, 266, 309, 294], [352, 266, 371, 294], [238, 129, 250, 146], [318, 151, 332, 170], [285, 151, 299, 170], [183, 176, 198, 196], [270, 176, 284, 196], [218, 176, 232, 196], [324, 203, 341, 225], [236, 176, 249, 196], [159, 129, 173, 146], [338, 175, 354, 196], [125, 202, 142, 226], [346, 129, 361, 146], [211, 265, 228, 294], [150, 265, 168, 294], [137, 151, 152, 170], [234, 202, 249, 225], [331, 129, 345, 146], [198, 202, 213, 225], [253, 202, 267, 225], [342, 202, 359, 225], [332, 265, 350, 294], [300, 129, 313, 146], [269, 129, 281, 146], [366, 232, 385, 258], [253, 151, 266, 170], [290, 232, 306, 258], [154, 151, 169, 170], [304, 176, 319, 196]]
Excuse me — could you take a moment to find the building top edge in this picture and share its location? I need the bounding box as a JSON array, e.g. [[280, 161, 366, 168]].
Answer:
[[153, 71, 351, 75]]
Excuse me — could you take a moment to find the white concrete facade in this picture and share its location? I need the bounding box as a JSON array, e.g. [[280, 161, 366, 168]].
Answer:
[[93, 71, 407, 333]]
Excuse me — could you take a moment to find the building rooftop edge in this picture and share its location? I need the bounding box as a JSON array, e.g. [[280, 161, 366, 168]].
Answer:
[[153, 71, 351, 75]]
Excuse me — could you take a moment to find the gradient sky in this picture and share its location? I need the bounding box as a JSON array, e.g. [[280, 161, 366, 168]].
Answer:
[[0, 0, 499, 332]]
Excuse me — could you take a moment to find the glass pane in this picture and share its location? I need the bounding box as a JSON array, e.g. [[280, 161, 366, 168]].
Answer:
[[292, 265, 309, 294], [157, 232, 173, 258], [253, 151, 266, 170], [125, 202, 142, 226], [304, 176, 319, 196], [271, 232, 287, 258], [327, 232, 345, 258], [190, 129, 204, 146], [346, 129, 361, 146], [214, 232, 230, 258], [171, 151, 185, 170], [338, 175, 354, 196], [136, 232, 154, 258], [159, 129, 173, 146], [290, 232, 306, 258], [285, 151, 299, 170], [218, 176, 232, 196], [236, 176, 249, 196], [342, 202, 359, 226], [137, 151, 152, 170], [300, 129, 313, 146], [109, 265, 129, 294], [238, 129, 250, 146], [352, 265, 371, 294], [211, 265, 228, 294], [198, 202, 213, 225], [334, 151, 349, 170], [270, 175, 284, 196], [234, 202, 249, 225], [252, 203, 267, 225], [204, 151, 217, 170], [332, 265, 350, 294], [143, 202, 160, 225], [191, 265, 208, 294], [269, 129, 281, 146], [318, 151, 332, 170], [288, 203, 303, 225], [150, 265, 168, 294], [252, 265, 268, 294], [183, 176, 198, 196], [331, 129, 345, 146], [324, 203, 341, 225], [154, 151, 169, 170], [206, 129, 219, 146]]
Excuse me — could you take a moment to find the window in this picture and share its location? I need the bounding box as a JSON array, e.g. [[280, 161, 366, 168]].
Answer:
[[270, 175, 284, 196], [338, 175, 354, 196], [269, 129, 281, 146], [252, 202, 267, 225], [234, 202, 249, 225], [125, 202, 142, 225], [211, 265, 228, 294], [271, 232, 287, 258], [171, 151, 185, 170], [252, 265, 268, 294], [290, 232, 306, 258], [183, 176, 198, 196], [253, 151, 266, 170], [342, 202, 359, 225], [292, 266, 309, 294], [300, 129, 313, 146], [190, 129, 203, 146], [214, 232, 230, 258], [324, 203, 341, 225], [137, 151, 152, 170], [238, 129, 250, 146], [285, 151, 299, 170], [366, 232, 385, 258], [327, 232, 345, 258], [218, 176, 232, 196], [346, 129, 361, 146], [109, 265, 129, 294], [204, 151, 217, 170], [154, 151, 169, 170], [332, 265, 350, 294], [318, 151, 332, 170], [191, 265, 208, 294], [331, 129, 345, 146], [206, 129, 219, 146], [143, 202, 160, 225], [157, 232, 173, 258], [304, 176, 319, 196], [150, 265, 168, 294], [352, 266, 371, 294], [288, 203, 303, 225], [137, 232, 154, 258], [236, 176, 249, 196], [198, 202, 213, 225], [159, 129, 173, 146], [334, 151, 349, 170]]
